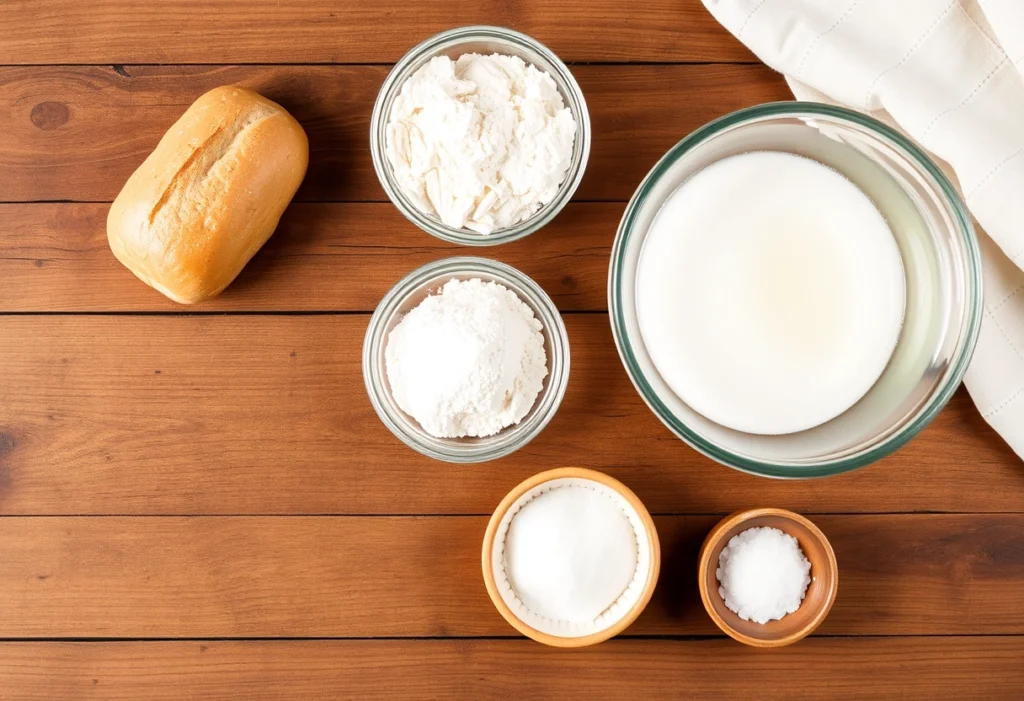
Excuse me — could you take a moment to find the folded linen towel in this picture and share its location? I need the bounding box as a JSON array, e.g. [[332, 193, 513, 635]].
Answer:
[[704, 0, 1024, 458]]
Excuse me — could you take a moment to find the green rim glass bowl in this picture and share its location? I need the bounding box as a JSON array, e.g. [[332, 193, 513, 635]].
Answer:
[[370, 25, 591, 246], [363, 257, 570, 463], [609, 102, 982, 479]]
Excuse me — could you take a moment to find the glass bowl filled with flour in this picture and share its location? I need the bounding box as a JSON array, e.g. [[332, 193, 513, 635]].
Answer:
[[363, 257, 570, 462], [370, 26, 591, 245]]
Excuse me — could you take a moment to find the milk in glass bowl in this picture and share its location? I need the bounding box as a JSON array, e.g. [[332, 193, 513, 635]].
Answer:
[[608, 102, 982, 479]]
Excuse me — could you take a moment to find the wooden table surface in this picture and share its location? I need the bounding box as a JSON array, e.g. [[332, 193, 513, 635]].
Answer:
[[2, 2, 1023, 699]]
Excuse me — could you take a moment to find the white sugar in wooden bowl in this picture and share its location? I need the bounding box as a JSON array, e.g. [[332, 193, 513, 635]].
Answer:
[[496, 480, 647, 636], [482, 468, 660, 647]]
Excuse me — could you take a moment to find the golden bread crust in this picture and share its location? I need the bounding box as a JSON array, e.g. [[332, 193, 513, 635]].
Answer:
[[107, 86, 309, 304]]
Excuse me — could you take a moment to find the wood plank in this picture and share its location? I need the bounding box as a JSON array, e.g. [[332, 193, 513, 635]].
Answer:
[[1, 638, 1021, 700], [0, 515, 1022, 637], [0, 1, 750, 65], [0, 203, 617, 312], [0, 315, 1020, 516], [0, 65, 791, 202]]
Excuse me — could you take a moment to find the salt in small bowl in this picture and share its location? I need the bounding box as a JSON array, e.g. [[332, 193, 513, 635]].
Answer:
[[698, 507, 838, 647]]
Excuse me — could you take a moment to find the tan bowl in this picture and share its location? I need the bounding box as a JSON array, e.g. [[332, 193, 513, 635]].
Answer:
[[698, 508, 838, 647], [482, 467, 660, 647]]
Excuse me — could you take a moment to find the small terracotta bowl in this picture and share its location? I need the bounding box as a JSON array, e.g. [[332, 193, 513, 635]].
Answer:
[[482, 467, 660, 647], [698, 508, 838, 647]]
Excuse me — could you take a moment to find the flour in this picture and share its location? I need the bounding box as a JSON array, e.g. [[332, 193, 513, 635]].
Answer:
[[385, 53, 577, 234], [384, 278, 548, 438]]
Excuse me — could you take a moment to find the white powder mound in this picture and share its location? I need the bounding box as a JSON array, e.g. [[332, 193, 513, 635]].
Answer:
[[384, 278, 548, 438], [504, 485, 639, 624], [384, 53, 577, 234], [716, 526, 812, 625]]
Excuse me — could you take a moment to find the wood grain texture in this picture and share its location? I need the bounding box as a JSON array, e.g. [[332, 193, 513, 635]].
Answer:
[[0, 65, 791, 202], [0, 203, 617, 312], [0, 1, 751, 65], [1, 638, 1022, 700], [0, 315, 1019, 516], [4, 0, 1021, 695], [0, 515, 1022, 638]]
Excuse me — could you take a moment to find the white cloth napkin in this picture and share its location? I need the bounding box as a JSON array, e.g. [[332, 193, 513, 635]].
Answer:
[[703, 0, 1024, 459]]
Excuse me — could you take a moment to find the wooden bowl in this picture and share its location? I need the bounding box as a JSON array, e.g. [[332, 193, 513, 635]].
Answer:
[[482, 467, 660, 647], [698, 508, 838, 647]]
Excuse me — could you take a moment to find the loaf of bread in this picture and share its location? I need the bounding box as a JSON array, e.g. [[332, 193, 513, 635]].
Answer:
[[107, 86, 309, 304]]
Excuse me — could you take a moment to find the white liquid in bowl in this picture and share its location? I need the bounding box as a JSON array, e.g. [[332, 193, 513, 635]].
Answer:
[[637, 151, 906, 435]]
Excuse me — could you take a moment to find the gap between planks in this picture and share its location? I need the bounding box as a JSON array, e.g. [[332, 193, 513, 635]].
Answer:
[[0, 511, 1021, 517], [0, 634, 1018, 642], [4, 61, 761, 68]]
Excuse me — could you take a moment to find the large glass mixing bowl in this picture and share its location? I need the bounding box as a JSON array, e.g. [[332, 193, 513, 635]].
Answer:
[[609, 103, 982, 478]]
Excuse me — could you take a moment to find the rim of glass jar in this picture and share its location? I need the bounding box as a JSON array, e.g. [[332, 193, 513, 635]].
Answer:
[[363, 256, 571, 463], [608, 101, 983, 479], [369, 25, 592, 246]]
